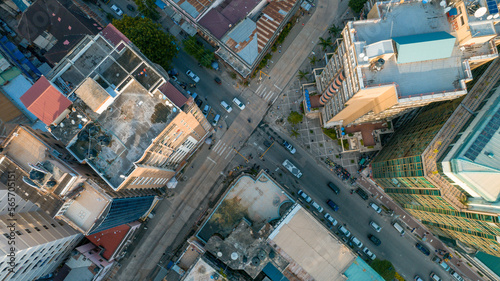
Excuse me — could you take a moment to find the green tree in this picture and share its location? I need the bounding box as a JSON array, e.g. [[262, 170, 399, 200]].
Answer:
[[328, 24, 341, 37], [297, 70, 309, 81], [183, 36, 215, 68], [135, 0, 160, 21], [309, 55, 318, 66], [290, 129, 299, 138], [113, 16, 178, 69], [288, 111, 303, 125], [371, 259, 396, 281], [349, 0, 368, 13], [319, 37, 333, 51]]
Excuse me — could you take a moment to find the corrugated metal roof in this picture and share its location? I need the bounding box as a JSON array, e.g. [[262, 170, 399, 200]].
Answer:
[[20, 76, 72, 125], [393, 32, 456, 64]]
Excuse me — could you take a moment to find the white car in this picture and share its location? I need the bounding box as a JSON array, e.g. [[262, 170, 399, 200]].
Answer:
[[350, 236, 363, 248], [232, 97, 245, 110], [362, 247, 376, 260], [298, 190, 312, 203], [369, 221, 382, 232], [186, 70, 200, 83], [111, 5, 123, 16], [338, 225, 351, 238], [369, 202, 382, 214], [324, 213, 338, 226], [220, 101, 232, 113], [311, 201, 324, 213]]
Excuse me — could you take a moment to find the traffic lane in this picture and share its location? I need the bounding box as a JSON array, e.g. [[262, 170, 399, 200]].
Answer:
[[254, 137, 452, 280], [172, 51, 236, 101]]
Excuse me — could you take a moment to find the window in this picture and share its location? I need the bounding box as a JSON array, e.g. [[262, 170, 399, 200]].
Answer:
[[34, 227, 40, 231], [42, 225, 48, 230], [51, 223, 56, 228], [460, 16, 464, 26], [15, 231, 22, 236], [25, 229, 31, 234], [3, 233, 10, 239]]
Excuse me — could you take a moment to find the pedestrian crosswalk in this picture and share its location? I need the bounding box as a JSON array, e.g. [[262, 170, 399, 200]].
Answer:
[[254, 84, 276, 101], [211, 140, 233, 159]]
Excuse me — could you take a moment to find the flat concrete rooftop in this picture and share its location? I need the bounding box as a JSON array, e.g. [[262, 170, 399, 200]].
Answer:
[[197, 172, 294, 243], [67, 79, 178, 189], [353, 1, 468, 97]]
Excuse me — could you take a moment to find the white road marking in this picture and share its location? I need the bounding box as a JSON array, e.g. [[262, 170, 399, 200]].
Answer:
[[207, 157, 216, 164], [225, 149, 233, 159], [256, 84, 263, 93], [274, 84, 283, 91]]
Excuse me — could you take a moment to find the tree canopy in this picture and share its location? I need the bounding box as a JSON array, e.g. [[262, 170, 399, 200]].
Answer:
[[288, 111, 303, 125], [113, 16, 178, 70], [371, 259, 396, 281], [134, 0, 160, 21], [183, 36, 215, 68]]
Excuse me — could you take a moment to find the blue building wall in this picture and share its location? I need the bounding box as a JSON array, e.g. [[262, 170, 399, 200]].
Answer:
[[90, 195, 156, 234]]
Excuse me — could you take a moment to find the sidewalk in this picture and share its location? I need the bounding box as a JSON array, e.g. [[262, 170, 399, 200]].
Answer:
[[357, 174, 485, 281]]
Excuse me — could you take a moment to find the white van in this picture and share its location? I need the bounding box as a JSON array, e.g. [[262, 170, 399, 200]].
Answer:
[[338, 225, 351, 238], [311, 201, 324, 213], [212, 114, 220, 126], [220, 101, 232, 113], [350, 236, 363, 248], [392, 222, 405, 236], [430, 272, 442, 281]]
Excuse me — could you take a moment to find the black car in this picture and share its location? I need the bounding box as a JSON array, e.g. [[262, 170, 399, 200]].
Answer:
[[368, 234, 381, 246], [126, 4, 135, 11], [355, 187, 369, 200], [214, 77, 222, 84], [328, 182, 340, 194], [415, 243, 430, 256]]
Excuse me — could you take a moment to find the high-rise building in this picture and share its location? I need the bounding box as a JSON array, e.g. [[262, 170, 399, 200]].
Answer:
[[371, 59, 500, 256], [0, 125, 160, 235], [313, 0, 499, 128], [0, 211, 81, 281], [20, 24, 211, 191]]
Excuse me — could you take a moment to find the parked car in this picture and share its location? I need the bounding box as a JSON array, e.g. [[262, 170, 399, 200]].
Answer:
[[220, 101, 232, 113], [338, 225, 351, 238], [202, 105, 211, 116], [326, 199, 339, 211], [232, 97, 245, 110], [298, 190, 312, 203], [369, 221, 382, 232], [111, 4, 123, 16], [355, 187, 369, 200], [311, 201, 324, 213], [324, 213, 338, 226], [282, 141, 296, 154], [414, 276, 424, 281], [415, 243, 430, 256], [369, 202, 382, 214], [126, 4, 135, 11], [186, 70, 200, 82], [449, 269, 464, 281], [328, 182, 340, 194], [362, 247, 376, 260], [368, 234, 381, 246], [430, 272, 442, 281], [350, 236, 363, 248], [214, 77, 222, 84], [212, 114, 220, 126], [432, 256, 450, 271]]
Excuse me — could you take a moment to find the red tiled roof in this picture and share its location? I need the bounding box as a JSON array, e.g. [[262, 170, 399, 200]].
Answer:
[[101, 24, 131, 50], [158, 82, 188, 108], [20, 76, 72, 125], [86, 224, 131, 261]]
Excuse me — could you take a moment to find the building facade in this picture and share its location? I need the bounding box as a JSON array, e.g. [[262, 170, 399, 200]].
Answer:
[[371, 58, 500, 257], [313, 0, 499, 128]]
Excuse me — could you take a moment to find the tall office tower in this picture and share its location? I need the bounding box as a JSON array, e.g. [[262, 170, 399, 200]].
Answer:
[[371, 59, 500, 257], [21, 24, 211, 191], [0, 211, 81, 281], [313, 0, 499, 128]]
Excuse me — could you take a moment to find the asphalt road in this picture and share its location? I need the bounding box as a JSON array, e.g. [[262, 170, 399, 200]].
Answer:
[[238, 126, 455, 281]]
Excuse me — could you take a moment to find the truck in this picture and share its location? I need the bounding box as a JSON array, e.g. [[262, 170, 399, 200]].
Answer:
[[282, 159, 302, 178]]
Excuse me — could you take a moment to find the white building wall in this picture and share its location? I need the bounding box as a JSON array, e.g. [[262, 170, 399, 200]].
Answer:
[[0, 211, 82, 281]]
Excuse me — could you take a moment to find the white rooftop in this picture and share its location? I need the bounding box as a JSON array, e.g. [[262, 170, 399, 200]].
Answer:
[[351, 1, 471, 97], [63, 183, 109, 232]]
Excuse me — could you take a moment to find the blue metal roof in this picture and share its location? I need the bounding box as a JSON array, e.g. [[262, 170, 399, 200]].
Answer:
[[304, 89, 311, 111], [262, 263, 289, 281], [344, 257, 385, 281], [392, 32, 456, 64]]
